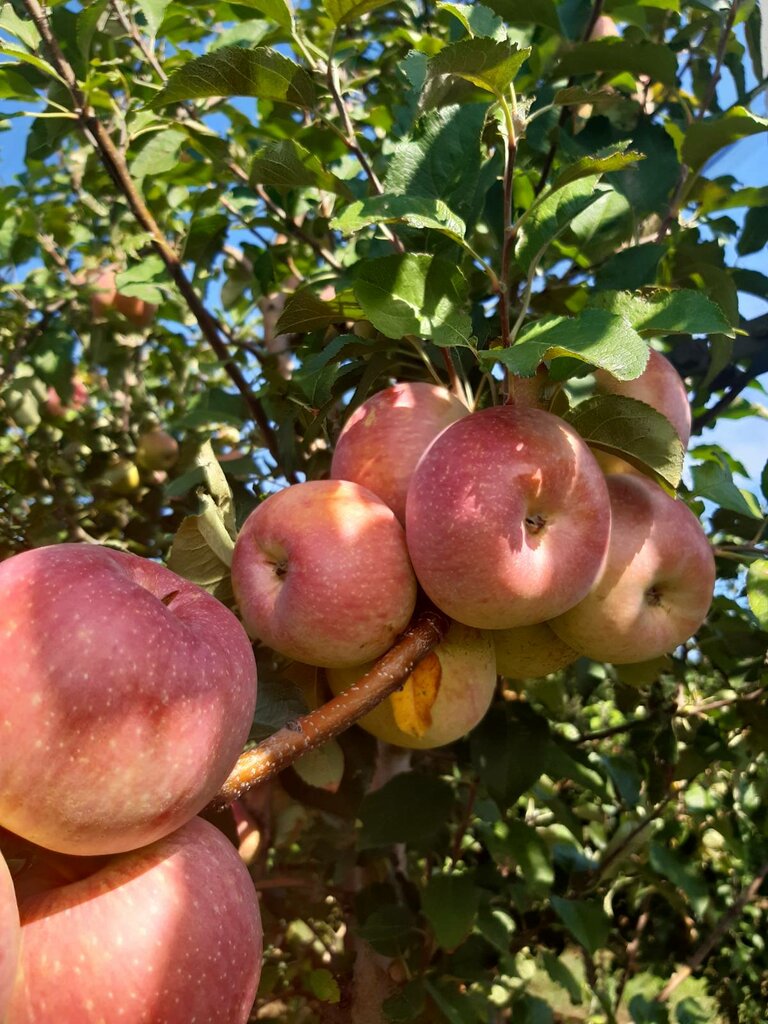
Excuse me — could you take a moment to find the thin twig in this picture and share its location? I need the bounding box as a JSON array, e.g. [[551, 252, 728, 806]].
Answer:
[[499, 98, 518, 350], [656, 861, 768, 1003], [655, 0, 742, 243], [533, 0, 605, 198], [22, 0, 291, 477], [210, 606, 450, 808]]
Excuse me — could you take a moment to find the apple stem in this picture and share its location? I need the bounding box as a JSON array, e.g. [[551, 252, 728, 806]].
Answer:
[[209, 606, 450, 809]]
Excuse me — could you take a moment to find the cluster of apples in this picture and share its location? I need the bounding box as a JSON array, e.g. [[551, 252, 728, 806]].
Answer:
[[0, 545, 262, 1024], [231, 351, 715, 749]]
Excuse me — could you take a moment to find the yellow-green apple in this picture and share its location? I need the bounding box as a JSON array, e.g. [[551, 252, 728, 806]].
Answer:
[[405, 406, 611, 628], [136, 428, 179, 471], [0, 544, 257, 856], [6, 817, 262, 1024], [232, 480, 417, 668], [494, 623, 578, 679], [331, 382, 468, 522], [326, 623, 497, 749], [90, 270, 157, 329], [0, 851, 19, 1023], [594, 349, 691, 447], [550, 475, 715, 663]]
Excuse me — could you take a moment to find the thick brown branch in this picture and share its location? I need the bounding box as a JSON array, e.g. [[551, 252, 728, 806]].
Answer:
[[210, 607, 450, 808], [22, 0, 290, 476], [657, 861, 768, 1003]]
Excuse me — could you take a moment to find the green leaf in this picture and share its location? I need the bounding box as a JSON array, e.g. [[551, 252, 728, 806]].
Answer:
[[550, 896, 610, 956], [549, 144, 643, 192], [470, 703, 550, 806], [553, 85, 618, 106], [747, 560, 768, 629], [238, 0, 293, 31], [565, 395, 685, 488], [250, 139, 352, 197], [485, 0, 559, 30], [358, 772, 455, 849], [737, 206, 768, 257], [589, 289, 734, 336], [762, 459, 768, 504], [323, 0, 391, 25], [649, 842, 709, 917], [691, 461, 763, 519], [130, 128, 186, 180], [422, 873, 479, 949], [419, 37, 531, 110], [294, 739, 345, 792], [682, 107, 768, 172], [275, 289, 362, 334], [150, 46, 316, 110], [382, 980, 426, 1022], [515, 176, 603, 273], [0, 67, 39, 100], [480, 310, 648, 381], [595, 243, 665, 292], [384, 104, 496, 230], [492, 819, 554, 892], [556, 39, 677, 86], [166, 513, 233, 605], [0, 45, 65, 84], [358, 905, 416, 957], [76, 0, 108, 60], [250, 675, 308, 742], [332, 194, 466, 244], [0, 3, 40, 48], [352, 253, 472, 347], [135, 0, 171, 36], [306, 968, 341, 1004], [436, 2, 506, 39]]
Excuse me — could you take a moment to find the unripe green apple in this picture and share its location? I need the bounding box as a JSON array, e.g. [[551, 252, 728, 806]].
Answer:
[[0, 850, 19, 1023], [6, 817, 262, 1024], [331, 381, 468, 523], [232, 480, 417, 668], [405, 406, 611, 629], [136, 428, 179, 471], [494, 622, 578, 679], [101, 459, 141, 495], [550, 475, 715, 663], [327, 623, 497, 749], [0, 544, 257, 855]]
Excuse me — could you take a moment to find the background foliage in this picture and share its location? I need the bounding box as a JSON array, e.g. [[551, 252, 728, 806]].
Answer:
[[1, 0, 768, 1020]]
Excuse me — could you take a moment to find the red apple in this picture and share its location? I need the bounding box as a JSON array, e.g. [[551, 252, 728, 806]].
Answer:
[[136, 428, 179, 471], [6, 817, 262, 1024], [331, 382, 468, 522], [326, 622, 497, 749], [550, 475, 716, 664], [594, 349, 691, 447], [405, 406, 611, 629], [90, 270, 157, 329], [232, 480, 417, 668], [0, 544, 257, 855], [494, 622, 578, 679], [0, 851, 19, 1022]]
